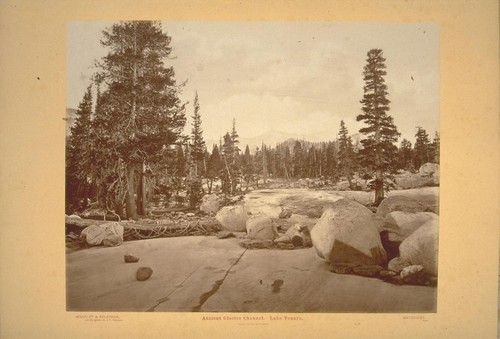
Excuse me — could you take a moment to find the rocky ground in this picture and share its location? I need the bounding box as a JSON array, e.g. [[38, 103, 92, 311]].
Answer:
[[66, 236, 436, 312], [66, 185, 439, 313]]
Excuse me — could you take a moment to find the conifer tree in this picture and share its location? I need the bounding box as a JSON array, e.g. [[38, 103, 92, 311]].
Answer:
[[357, 49, 400, 204], [413, 127, 431, 169], [66, 85, 93, 212], [190, 91, 205, 176], [397, 138, 413, 171], [242, 145, 254, 189], [431, 131, 440, 164], [337, 120, 356, 190], [206, 145, 222, 194], [292, 140, 304, 178], [94, 21, 186, 219]]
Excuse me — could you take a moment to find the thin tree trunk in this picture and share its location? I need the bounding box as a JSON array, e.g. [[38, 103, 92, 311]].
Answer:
[[347, 173, 354, 190], [223, 155, 233, 195], [137, 161, 146, 215], [126, 164, 138, 220], [375, 169, 384, 204]]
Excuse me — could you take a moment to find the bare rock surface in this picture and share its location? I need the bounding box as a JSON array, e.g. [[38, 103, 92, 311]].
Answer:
[[66, 236, 436, 312]]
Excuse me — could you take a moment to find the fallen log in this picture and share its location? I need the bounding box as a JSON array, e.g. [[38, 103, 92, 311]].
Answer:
[[65, 216, 222, 239]]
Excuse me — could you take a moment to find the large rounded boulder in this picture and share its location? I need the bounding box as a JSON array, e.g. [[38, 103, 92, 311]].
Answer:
[[80, 222, 124, 247], [215, 205, 249, 232], [376, 196, 427, 218], [382, 211, 438, 242], [397, 218, 439, 276], [246, 216, 278, 240], [419, 163, 439, 177], [200, 194, 221, 214], [311, 198, 387, 265]]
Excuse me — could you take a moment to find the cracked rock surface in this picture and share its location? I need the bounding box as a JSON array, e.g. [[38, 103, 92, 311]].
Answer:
[[67, 236, 436, 312]]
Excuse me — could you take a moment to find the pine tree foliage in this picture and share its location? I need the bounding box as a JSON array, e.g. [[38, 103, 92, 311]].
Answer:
[[397, 138, 413, 171], [190, 91, 206, 165], [431, 131, 440, 164], [292, 140, 304, 178], [337, 120, 356, 189], [93, 21, 187, 218], [413, 127, 432, 169], [66, 86, 93, 212], [357, 49, 400, 203]]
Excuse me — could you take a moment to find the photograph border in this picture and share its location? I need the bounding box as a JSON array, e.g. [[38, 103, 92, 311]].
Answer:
[[0, 0, 498, 337]]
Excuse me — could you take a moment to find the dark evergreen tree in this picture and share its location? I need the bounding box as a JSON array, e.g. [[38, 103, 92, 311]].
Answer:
[[242, 144, 254, 189], [283, 145, 292, 179], [66, 85, 93, 212], [94, 21, 186, 219], [174, 144, 186, 177], [206, 144, 222, 194], [397, 138, 413, 171], [230, 118, 241, 158], [413, 127, 431, 169], [190, 91, 205, 176], [431, 131, 440, 164], [357, 49, 400, 204], [292, 140, 304, 178], [337, 120, 356, 190]]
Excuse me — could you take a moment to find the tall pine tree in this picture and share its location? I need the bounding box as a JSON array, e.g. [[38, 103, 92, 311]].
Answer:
[[337, 120, 356, 190], [357, 49, 400, 204], [413, 127, 431, 169], [397, 138, 413, 171], [66, 85, 93, 212], [94, 21, 186, 219], [190, 91, 205, 176]]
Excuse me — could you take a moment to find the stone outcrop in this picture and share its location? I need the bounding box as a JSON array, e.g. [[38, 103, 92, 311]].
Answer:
[[311, 199, 386, 265], [382, 211, 438, 242], [246, 216, 278, 240], [397, 218, 439, 276], [376, 196, 427, 218], [215, 205, 249, 232], [80, 222, 124, 247], [200, 194, 221, 214]]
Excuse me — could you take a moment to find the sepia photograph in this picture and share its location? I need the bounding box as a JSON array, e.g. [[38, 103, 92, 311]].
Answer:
[[65, 20, 440, 313], [1, 0, 498, 337]]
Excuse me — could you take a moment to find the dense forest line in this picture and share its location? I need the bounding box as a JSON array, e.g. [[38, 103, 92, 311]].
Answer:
[[66, 21, 439, 219]]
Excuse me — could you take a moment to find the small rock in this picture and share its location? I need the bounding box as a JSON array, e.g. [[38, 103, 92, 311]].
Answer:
[[291, 235, 304, 247], [216, 231, 235, 239], [68, 214, 81, 219], [330, 262, 360, 274], [136, 267, 153, 281], [124, 254, 140, 263], [382, 275, 404, 285], [352, 265, 384, 277], [277, 243, 295, 250], [186, 212, 195, 217], [379, 270, 398, 278], [400, 265, 427, 285], [274, 234, 291, 243], [279, 209, 292, 219], [246, 216, 278, 240], [66, 232, 79, 240], [388, 257, 411, 273], [239, 239, 274, 249]]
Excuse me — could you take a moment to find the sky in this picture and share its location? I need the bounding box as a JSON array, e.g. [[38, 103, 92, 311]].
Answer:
[[67, 21, 439, 149]]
